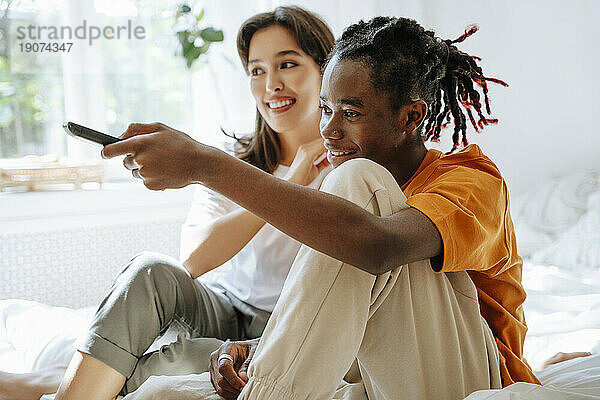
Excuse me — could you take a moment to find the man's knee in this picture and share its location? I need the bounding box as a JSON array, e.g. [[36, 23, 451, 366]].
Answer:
[[320, 158, 399, 205]]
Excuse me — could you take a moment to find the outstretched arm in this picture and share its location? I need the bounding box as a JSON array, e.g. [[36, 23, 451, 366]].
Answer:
[[102, 123, 442, 274], [180, 137, 329, 278]]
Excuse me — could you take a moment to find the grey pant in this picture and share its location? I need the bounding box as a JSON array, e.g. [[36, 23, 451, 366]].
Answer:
[[74, 251, 270, 395]]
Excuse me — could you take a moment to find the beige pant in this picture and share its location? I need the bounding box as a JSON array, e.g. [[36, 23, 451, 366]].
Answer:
[[238, 158, 502, 400]]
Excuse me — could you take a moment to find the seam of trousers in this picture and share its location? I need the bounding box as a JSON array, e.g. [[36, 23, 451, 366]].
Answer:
[[244, 376, 300, 400], [276, 259, 346, 383], [451, 283, 479, 301], [81, 302, 231, 379]]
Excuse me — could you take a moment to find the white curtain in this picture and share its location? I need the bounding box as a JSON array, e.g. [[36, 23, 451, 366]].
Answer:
[[60, 0, 107, 160]]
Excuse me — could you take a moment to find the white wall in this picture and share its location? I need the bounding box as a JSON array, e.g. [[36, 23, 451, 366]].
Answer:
[[0, 184, 195, 307], [423, 0, 600, 194], [193, 0, 600, 195]]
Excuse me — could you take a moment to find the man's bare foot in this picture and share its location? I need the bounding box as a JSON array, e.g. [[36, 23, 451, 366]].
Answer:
[[0, 366, 66, 400], [541, 351, 592, 370]]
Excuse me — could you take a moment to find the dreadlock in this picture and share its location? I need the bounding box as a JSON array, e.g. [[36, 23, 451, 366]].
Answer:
[[329, 17, 508, 153]]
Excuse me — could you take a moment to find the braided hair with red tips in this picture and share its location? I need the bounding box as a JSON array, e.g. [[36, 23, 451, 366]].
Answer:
[[329, 17, 508, 153]]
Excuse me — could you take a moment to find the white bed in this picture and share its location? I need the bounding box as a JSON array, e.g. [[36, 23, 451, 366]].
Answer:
[[2, 169, 600, 399]]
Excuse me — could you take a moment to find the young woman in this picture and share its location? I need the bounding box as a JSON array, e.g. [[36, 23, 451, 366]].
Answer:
[[0, 6, 333, 400], [97, 16, 539, 400]]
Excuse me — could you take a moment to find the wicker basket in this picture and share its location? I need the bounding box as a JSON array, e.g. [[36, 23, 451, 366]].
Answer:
[[0, 155, 105, 191]]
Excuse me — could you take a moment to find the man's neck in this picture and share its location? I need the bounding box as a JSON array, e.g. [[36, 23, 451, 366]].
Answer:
[[391, 140, 428, 188]]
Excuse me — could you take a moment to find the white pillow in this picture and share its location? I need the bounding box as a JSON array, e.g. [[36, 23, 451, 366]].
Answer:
[[513, 220, 553, 257], [511, 170, 599, 237], [0, 299, 93, 372], [531, 190, 600, 271]]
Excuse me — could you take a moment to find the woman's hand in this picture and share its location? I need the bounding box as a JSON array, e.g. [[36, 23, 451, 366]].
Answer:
[[101, 122, 216, 191], [540, 351, 591, 370], [284, 138, 329, 186], [209, 338, 259, 399]]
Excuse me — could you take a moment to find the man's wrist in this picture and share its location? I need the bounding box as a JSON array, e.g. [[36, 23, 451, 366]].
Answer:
[[189, 144, 222, 185]]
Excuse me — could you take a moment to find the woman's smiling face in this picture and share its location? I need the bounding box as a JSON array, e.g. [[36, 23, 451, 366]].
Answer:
[[247, 25, 322, 137], [319, 55, 405, 169]]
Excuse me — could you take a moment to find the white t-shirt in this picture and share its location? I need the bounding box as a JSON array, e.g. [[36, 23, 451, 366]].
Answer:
[[180, 164, 332, 312]]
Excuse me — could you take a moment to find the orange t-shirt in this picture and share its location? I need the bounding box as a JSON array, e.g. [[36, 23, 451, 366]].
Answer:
[[401, 144, 540, 387]]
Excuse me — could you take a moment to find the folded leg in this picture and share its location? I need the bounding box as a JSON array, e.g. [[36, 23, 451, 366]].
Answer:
[[239, 158, 501, 400], [75, 252, 241, 379]]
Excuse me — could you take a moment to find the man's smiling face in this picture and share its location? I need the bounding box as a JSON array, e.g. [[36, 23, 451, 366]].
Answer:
[[319, 55, 404, 169]]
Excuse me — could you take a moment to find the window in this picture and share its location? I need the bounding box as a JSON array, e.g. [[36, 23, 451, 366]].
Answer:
[[1, 0, 65, 158], [0, 0, 195, 179]]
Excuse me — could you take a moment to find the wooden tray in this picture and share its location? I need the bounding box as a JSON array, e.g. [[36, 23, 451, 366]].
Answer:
[[0, 156, 105, 191]]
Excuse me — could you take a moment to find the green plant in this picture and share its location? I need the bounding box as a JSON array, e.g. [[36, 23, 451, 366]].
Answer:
[[1, 0, 49, 157], [0, 56, 15, 128], [174, 4, 223, 69]]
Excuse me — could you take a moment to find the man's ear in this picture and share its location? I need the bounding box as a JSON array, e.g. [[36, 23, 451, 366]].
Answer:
[[401, 100, 428, 134]]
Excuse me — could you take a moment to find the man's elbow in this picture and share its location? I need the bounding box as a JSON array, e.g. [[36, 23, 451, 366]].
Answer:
[[354, 246, 391, 276], [357, 224, 404, 275], [368, 259, 395, 276], [363, 239, 407, 275]]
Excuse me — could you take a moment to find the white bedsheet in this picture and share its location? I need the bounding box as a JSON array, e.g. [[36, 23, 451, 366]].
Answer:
[[465, 354, 600, 399], [0, 300, 93, 373], [521, 263, 600, 370], [118, 356, 600, 400]]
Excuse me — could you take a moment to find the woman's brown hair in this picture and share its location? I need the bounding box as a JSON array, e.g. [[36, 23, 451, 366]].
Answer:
[[227, 6, 334, 173]]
